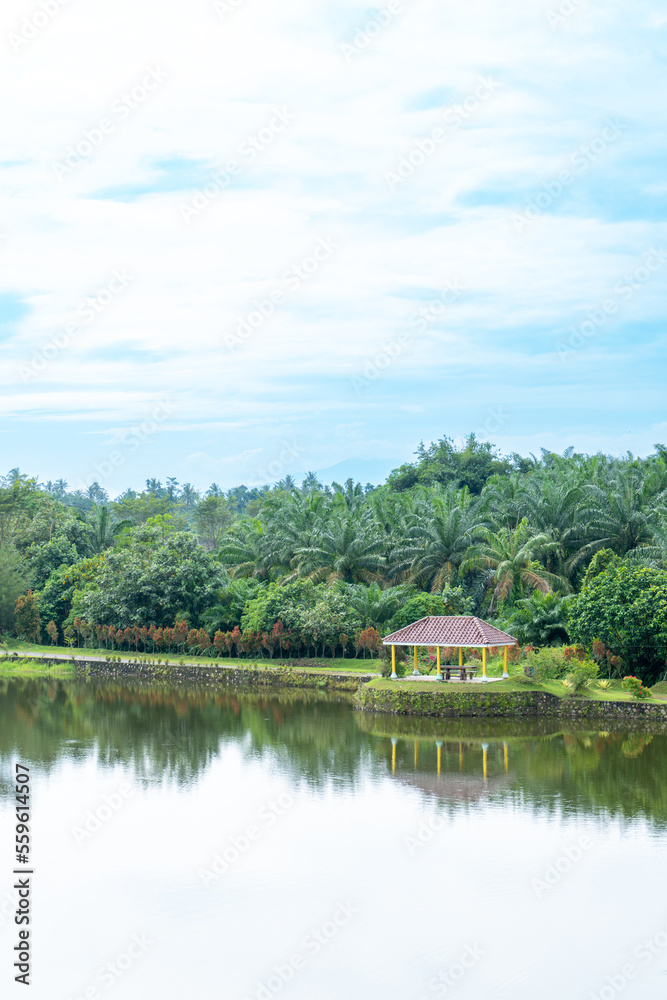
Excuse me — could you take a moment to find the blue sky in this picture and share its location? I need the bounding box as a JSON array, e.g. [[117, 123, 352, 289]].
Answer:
[[1, 0, 666, 494]]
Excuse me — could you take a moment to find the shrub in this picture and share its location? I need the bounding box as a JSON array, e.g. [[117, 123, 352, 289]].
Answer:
[[513, 672, 536, 685], [563, 660, 599, 695], [524, 647, 570, 681], [621, 675, 651, 700], [380, 657, 407, 678]]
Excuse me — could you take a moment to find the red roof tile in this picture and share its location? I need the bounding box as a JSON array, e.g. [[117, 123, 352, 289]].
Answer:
[[382, 616, 517, 646]]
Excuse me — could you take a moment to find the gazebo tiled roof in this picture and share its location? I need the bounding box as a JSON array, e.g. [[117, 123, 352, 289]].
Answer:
[[382, 616, 517, 647]]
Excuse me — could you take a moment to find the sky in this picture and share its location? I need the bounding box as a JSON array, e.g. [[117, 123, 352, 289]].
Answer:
[[1, 0, 666, 495]]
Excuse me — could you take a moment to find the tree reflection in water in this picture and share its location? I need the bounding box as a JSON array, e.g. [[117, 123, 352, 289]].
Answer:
[[1, 678, 666, 826]]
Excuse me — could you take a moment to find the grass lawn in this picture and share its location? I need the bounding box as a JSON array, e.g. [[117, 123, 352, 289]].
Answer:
[[4, 642, 381, 676], [0, 657, 75, 679], [366, 675, 667, 704]]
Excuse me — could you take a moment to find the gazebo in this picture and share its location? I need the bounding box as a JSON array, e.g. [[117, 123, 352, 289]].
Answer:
[[382, 616, 518, 681]]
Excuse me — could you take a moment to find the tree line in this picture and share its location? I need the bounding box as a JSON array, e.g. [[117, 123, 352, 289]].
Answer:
[[3, 433, 667, 682]]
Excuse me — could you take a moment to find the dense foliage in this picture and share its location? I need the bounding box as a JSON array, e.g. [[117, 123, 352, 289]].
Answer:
[[2, 433, 667, 679], [568, 564, 667, 685]]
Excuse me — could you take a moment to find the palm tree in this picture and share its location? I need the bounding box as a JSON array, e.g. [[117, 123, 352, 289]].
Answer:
[[276, 475, 297, 492], [331, 479, 366, 511], [301, 471, 322, 494], [87, 505, 134, 553], [291, 514, 386, 585], [505, 591, 571, 646], [576, 468, 666, 563], [201, 577, 261, 631], [86, 481, 109, 503], [518, 478, 587, 582], [217, 519, 277, 579], [392, 486, 481, 590], [180, 483, 200, 508], [145, 479, 164, 498], [479, 474, 526, 529], [462, 518, 570, 610], [260, 490, 331, 570], [345, 582, 413, 627]]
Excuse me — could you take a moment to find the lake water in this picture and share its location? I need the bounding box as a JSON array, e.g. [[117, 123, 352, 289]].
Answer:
[[1, 678, 667, 1000]]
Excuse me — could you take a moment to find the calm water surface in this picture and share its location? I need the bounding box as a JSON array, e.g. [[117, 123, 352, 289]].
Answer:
[[1, 678, 667, 1000]]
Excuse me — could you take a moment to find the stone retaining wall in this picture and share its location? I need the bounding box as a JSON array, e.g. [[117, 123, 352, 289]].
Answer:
[[354, 685, 667, 726], [75, 659, 374, 693]]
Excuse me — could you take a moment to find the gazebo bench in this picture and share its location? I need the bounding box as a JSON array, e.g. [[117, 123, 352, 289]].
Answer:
[[440, 666, 478, 681]]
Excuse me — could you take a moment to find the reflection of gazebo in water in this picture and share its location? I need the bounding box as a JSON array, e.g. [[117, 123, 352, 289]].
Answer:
[[382, 616, 517, 681], [394, 743, 511, 800], [388, 735, 512, 798]]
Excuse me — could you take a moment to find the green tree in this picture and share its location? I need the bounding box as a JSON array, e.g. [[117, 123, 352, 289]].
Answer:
[[240, 580, 319, 633], [504, 591, 571, 646], [385, 589, 473, 635], [36, 556, 106, 632], [299, 590, 362, 656], [568, 564, 667, 684], [180, 483, 200, 508], [14, 591, 41, 642], [76, 527, 223, 628], [577, 469, 665, 561], [344, 582, 414, 628], [193, 496, 234, 551], [582, 548, 620, 588], [201, 577, 262, 632], [218, 519, 278, 580], [111, 494, 186, 527], [388, 434, 511, 494], [0, 478, 42, 547], [0, 546, 32, 634]]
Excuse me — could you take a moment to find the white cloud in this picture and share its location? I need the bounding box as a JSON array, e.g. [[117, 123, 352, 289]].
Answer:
[[1, 0, 665, 484]]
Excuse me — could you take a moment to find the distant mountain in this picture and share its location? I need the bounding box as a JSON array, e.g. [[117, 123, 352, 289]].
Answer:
[[306, 457, 403, 488]]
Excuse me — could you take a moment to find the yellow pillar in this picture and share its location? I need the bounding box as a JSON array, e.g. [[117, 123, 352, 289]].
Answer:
[[414, 741, 419, 769], [391, 645, 397, 679], [436, 740, 442, 775], [482, 743, 488, 781], [482, 647, 488, 682], [413, 645, 420, 676], [459, 741, 464, 771], [458, 646, 463, 667], [504, 742, 509, 774], [436, 646, 442, 680], [391, 738, 397, 773], [502, 645, 509, 679]]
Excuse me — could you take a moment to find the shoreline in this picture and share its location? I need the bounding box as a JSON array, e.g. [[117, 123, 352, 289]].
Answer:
[[355, 680, 667, 727], [3, 652, 667, 725], [0, 652, 377, 693]]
